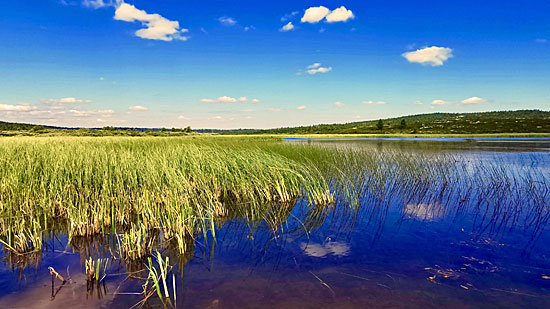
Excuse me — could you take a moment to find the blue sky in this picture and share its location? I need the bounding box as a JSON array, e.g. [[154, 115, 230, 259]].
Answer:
[[0, 0, 549, 129]]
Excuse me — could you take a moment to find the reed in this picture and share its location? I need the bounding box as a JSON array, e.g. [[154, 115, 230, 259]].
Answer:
[[0, 136, 331, 257], [0, 136, 548, 263]]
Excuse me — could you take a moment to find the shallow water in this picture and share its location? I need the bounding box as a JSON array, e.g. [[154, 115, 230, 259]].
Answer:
[[1, 139, 550, 308]]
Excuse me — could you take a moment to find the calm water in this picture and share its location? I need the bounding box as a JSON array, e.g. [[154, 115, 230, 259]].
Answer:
[[1, 139, 550, 308]]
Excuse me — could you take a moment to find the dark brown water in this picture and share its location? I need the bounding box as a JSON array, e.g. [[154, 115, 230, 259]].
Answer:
[[1, 139, 550, 308]]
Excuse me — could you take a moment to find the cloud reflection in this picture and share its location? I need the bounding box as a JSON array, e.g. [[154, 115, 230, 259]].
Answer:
[[301, 241, 350, 257]]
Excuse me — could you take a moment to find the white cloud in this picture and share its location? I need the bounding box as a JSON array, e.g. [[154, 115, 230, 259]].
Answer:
[[0, 103, 36, 111], [269, 108, 282, 112], [114, 3, 189, 41], [218, 16, 237, 26], [244, 25, 256, 31], [414, 101, 423, 105], [301, 6, 355, 24], [334, 101, 344, 107], [325, 6, 354, 23], [307, 63, 321, 69], [297, 106, 307, 110], [363, 101, 386, 105], [307, 65, 332, 75], [177, 115, 190, 120], [42, 97, 90, 104], [431, 99, 452, 105], [128, 105, 148, 111], [402, 46, 453, 66], [216, 96, 238, 103], [201, 96, 256, 103], [461, 96, 487, 104], [99, 77, 105, 81], [301, 6, 330, 23], [280, 22, 295, 32]]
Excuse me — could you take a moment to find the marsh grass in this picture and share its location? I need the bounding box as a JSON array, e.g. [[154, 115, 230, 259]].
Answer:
[[0, 137, 332, 258], [0, 136, 548, 268]]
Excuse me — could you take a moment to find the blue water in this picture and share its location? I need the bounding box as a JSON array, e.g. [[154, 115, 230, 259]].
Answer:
[[285, 137, 550, 142], [1, 140, 550, 308]]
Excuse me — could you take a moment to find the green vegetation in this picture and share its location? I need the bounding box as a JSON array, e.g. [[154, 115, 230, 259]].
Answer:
[[0, 122, 195, 137], [233, 110, 550, 135], [0, 135, 548, 306], [0, 137, 331, 258], [2, 110, 548, 137]]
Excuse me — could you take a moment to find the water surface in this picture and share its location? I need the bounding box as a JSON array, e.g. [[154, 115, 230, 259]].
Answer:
[[1, 139, 550, 308]]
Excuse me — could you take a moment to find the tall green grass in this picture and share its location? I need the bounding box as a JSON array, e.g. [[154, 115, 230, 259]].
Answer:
[[0, 136, 548, 264], [0, 136, 331, 257]]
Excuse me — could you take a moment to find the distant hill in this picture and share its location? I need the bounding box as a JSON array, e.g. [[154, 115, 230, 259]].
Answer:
[[0, 121, 42, 131], [2, 110, 549, 135], [235, 110, 550, 135]]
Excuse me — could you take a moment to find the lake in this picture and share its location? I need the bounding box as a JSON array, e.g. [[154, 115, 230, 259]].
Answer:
[[1, 138, 549, 308]]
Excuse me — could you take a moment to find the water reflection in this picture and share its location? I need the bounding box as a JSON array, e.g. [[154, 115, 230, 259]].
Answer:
[[1, 139, 550, 308], [301, 241, 351, 258], [403, 203, 444, 221]]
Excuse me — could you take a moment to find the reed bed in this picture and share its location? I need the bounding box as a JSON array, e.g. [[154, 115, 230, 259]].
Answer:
[[0, 136, 548, 265], [0, 136, 331, 257]]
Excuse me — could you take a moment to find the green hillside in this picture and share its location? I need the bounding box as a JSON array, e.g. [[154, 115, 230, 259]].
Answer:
[[0, 121, 42, 131], [240, 110, 550, 135]]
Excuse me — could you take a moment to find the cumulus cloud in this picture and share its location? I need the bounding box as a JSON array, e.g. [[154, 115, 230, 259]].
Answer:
[[308, 63, 321, 69], [42, 97, 91, 104], [301, 6, 330, 23], [325, 6, 355, 23], [216, 96, 238, 103], [414, 101, 424, 105], [0, 97, 120, 127], [334, 101, 344, 107], [363, 101, 386, 105], [306, 63, 332, 75], [0, 103, 36, 111], [461, 96, 487, 104], [218, 16, 237, 26], [301, 6, 354, 24], [280, 22, 295, 32], [114, 3, 189, 41], [431, 99, 452, 105], [201, 96, 257, 103], [297, 106, 307, 110], [402, 46, 453, 66], [128, 105, 148, 111]]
